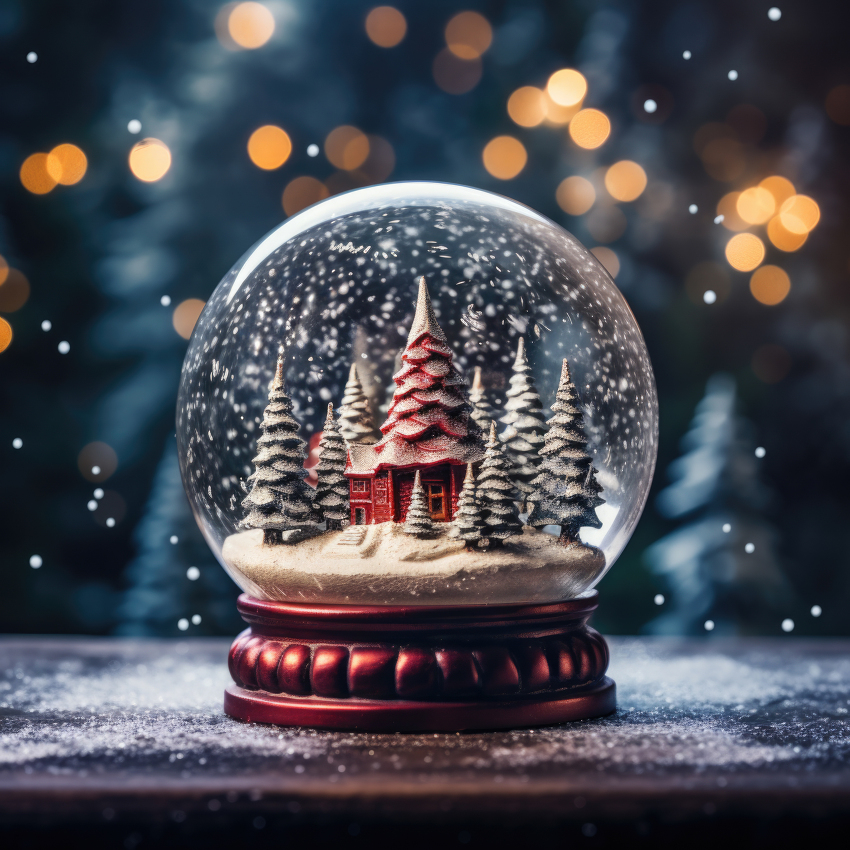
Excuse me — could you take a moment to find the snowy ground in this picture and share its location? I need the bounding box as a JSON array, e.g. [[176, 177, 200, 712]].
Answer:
[[221, 524, 606, 604]]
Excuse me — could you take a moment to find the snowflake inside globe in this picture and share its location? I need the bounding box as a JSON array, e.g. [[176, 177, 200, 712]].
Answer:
[[177, 182, 658, 605]]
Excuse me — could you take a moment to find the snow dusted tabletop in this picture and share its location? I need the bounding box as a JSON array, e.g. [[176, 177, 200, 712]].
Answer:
[[1, 637, 849, 825]]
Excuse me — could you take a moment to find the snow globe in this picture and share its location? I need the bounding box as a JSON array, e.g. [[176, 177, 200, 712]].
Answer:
[[177, 182, 658, 730]]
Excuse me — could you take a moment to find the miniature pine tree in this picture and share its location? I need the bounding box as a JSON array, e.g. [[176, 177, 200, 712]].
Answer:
[[499, 337, 547, 511], [313, 403, 349, 530], [452, 463, 484, 549], [241, 356, 316, 544], [469, 366, 494, 435], [338, 363, 381, 444], [478, 422, 523, 547], [527, 359, 604, 545], [403, 470, 434, 537]]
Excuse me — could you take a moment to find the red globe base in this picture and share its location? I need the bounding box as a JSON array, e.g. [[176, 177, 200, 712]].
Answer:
[[225, 591, 615, 732]]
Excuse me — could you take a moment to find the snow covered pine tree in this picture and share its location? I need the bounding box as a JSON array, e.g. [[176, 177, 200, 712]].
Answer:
[[478, 422, 523, 547], [241, 357, 316, 544], [338, 363, 381, 444], [313, 403, 349, 530], [403, 471, 435, 537], [469, 366, 495, 434], [500, 338, 547, 511], [527, 359, 604, 546], [452, 463, 484, 549]]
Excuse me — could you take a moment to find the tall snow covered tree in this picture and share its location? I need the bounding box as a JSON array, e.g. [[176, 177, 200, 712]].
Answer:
[[646, 374, 787, 635], [452, 464, 484, 548], [338, 363, 381, 444], [478, 422, 523, 546], [527, 359, 603, 545], [313, 403, 349, 530], [403, 470, 434, 537], [469, 366, 495, 435], [241, 357, 316, 544], [500, 337, 547, 511]]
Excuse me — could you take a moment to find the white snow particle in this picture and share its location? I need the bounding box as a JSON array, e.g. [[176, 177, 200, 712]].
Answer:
[[106, 518, 116, 528], [745, 542, 755, 554], [728, 70, 738, 81], [810, 605, 822, 617], [192, 614, 202, 625], [170, 535, 179, 544], [714, 215, 725, 224], [722, 523, 731, 533], [654, 594, 665, 606], [703, 290, 717, 304], [781, 618, 794, 632], [177, 618, 189, 631], [26, 51, 37, 63], [755, 446, 766, 458], [91, 465, 101, 475], [704, 620, 715, 631], [768, 7, 781, 21], [689, 204, 698, 214], [161, 295, 172, 306], [58, 341, 70, 354], [307, 144, 319, 157], [41, 320, 52, 331], [127, 119, 142, 134], [12, 438, 23, 449], [187, 566, 200, 581], [94, 488, 104, 499], [643, 99, 658, 114], [87, 500, 98, 512], [683, 50, 691, 60], [29, 555, 42, 569]]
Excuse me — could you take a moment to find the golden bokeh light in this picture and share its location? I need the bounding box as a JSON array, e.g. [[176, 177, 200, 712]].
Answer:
[[432, 49, 481, 94], [172, 298, 206, 340], [547, 69, 587, 107], [725, 232, 765, 272], [825, 84, 850, 126], [482, 136, 527, 180], [0, 255, 7, 286], [604, 160, 647, 202], [324, 126, 370, 171], [360, 135, 396, 182], [556, 176, 595, 215], [759, 175, 795, 208], [586, 205, 627, 243], [591, 246, 620, 278], [752, 344, 791, 384], [129, 138, 172, 182], [767, 215, 807, 252], [507, 87, 547, 128], [0, 317, 11, 353], [750, 265, 790, 306], [282, 176, 329, 216], [779, 195, 820, 234], [716, 192, 748, 231], [0, 269, 30, 313], [78, 442, 119, 483], [46, 144, 87, 185], [20, 153, 57, 195], [568, 109, 611, 149], [736, 186, 775, 225], [685, 261, 731, 305], [228, 2, 275, 49], [445, 11, 492, 60], [543, 95, 581, 125], [247, 125, 292, 170], [365, 6, 406, 47]]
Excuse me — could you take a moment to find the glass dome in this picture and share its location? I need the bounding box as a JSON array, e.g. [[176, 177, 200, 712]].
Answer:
[[177, 182, 658, 605]]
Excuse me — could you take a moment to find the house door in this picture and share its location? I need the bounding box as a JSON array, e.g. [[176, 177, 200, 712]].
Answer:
[[427, 483, 446, 521], [354, 508, 366, 525]]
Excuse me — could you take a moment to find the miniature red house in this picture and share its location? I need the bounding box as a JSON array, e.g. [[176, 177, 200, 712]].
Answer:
[[344, 278, 485, 526]]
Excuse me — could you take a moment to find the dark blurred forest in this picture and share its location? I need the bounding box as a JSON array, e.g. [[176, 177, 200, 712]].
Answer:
[[1, 0, 849, 637]]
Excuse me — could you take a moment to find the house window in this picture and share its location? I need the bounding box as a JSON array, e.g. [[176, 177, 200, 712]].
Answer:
[[374, 478, 388, 504], [352, 479, 370, 494], [428, 483, 445, 520]]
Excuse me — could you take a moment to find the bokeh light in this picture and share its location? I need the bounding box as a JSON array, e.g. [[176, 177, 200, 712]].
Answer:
[[556, 175, 595, 215], [46, 144, 87, 185], [685, 261, 731, 305], [0, 255, 7, 286], [752, 344, 791, 384], [0, 269, 30, 313], [767, 215, 807, 251], [779, 195, 820, 234], [432, 49, 481, 94], [760, 175, 795, 208], [507, 87, 547, 127], [482, 136, 527, 180], [604, 160, 647, 202], [20, 153, 57, 194], [591, 246, 620, 278], [736, 186, 775, 224], [825, 84, 850, 125], [77, 442, 118, 483], [694, 123, 745, 182], [547, 69, 587, 107], [282, 176, 329, 216], [544, 96, 581, 125], [569, 109, 611, 149], [365, 6, 406, 47], [444, 11, 492, 59], [586, 205, 627, 243], [725, 233, 765, 271], [129, 138, 172, 182], [247, 125, 292, 170], [750, 265, 790, 305], [360, 135, 396, 182], [173, 298, 206, 340], [228, 2, 275, 49], [0, 317, 11, 353], [717, 192, 748, 231], [324, 126, 370, 170]]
